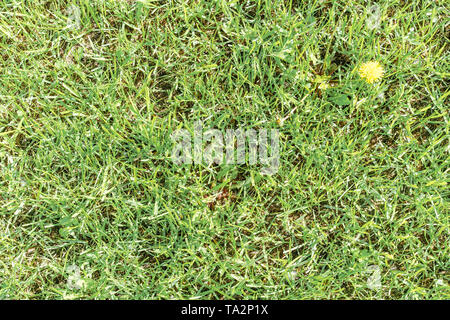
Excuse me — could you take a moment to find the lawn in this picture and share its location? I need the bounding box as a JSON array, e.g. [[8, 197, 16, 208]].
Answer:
[[0, 0, 448, 299]]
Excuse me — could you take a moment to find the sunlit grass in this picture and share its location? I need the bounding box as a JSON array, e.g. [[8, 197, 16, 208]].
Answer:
[[0, 0, 448, 299]]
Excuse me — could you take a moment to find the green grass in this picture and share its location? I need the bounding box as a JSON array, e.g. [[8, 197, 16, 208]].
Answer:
[[0, 0, 449, 299]]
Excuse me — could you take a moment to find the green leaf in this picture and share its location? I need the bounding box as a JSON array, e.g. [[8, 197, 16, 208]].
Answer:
[[331, 94, 351, 106]]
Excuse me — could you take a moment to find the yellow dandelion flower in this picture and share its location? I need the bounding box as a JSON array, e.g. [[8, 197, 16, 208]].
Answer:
[[358, 61, 384, 84]]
